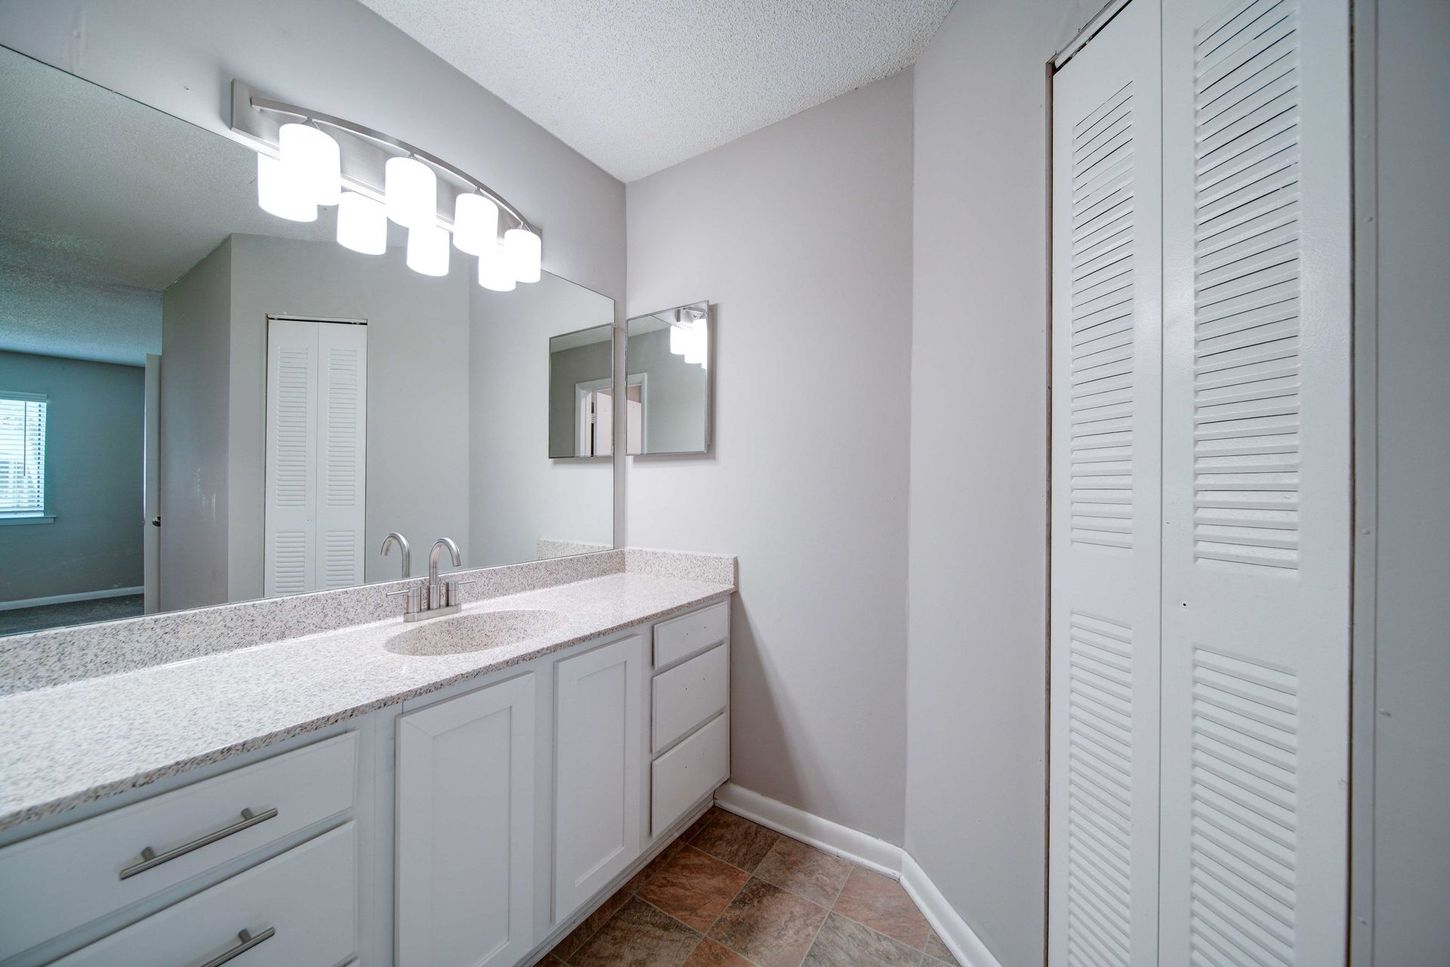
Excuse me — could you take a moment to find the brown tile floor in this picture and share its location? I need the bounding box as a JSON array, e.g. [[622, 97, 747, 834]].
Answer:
[[545, 808, 961, 967]]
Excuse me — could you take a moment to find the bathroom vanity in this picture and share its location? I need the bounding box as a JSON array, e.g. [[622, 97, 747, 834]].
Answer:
[[0, 553, 735, 967]]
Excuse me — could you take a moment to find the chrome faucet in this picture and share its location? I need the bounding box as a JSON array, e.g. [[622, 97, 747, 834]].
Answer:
[[426, 537, 463, 612], [390, 536, 470, 622], [381, 532, 411, 578]]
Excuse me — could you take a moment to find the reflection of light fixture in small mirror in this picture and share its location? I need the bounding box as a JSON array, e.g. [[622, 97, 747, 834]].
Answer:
[[478, 243, 516, 292], [278, 122, 341, 205], [503, 227, 542, 284], [406, 223, 450, 276], [256, 154, 316, 222], [336, 192, 387, 255], [385, 156, 437, 228]]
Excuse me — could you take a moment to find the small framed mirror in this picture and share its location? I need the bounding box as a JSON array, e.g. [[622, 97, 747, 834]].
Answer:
[[624, 302, 711, 456]]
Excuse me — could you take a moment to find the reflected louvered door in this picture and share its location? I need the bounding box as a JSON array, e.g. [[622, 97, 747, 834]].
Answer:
[[1048, 0, 1162, 962], [315, 323, 367, 589], [264, 319, 319, 596], [264, 318, 368, 596], [1160, 0, 1350, 964]]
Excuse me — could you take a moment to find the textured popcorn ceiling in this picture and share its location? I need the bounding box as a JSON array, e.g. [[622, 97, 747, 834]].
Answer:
[[356, 0, 956, 181]]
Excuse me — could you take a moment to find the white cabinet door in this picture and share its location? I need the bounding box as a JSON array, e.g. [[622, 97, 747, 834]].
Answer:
[[554, 634, 644, 921], [396, 673, 536, 967], [1160, 0, 1351, 963], [1049, 1, 1163, 963]]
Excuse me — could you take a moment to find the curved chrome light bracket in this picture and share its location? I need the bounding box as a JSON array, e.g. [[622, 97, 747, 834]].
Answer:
[[228, 79, 540, 239]]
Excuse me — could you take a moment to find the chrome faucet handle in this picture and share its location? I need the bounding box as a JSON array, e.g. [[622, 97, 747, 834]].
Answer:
[[386, 583, 422, 615], [445, 578, 477, 608]]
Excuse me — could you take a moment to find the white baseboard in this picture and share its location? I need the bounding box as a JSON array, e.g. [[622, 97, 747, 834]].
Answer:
[[900, 851, 1005, 967], [713, 782, 1003, 967], [714, 781, 902, 876], [0, 586, 143, 612]]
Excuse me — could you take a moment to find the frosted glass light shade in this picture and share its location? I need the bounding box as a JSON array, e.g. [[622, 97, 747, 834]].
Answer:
[[256, 154, 316, 222], [452, 194, 499, 256], [279, 123, 341, 205], [477, 244, 516, 292], [684, 323, 707, 365], [385, 157, 437, 228], [502, 227, 542, 284], [336, 192, 387, 255], [406, 224, 450, 276], [669, 322, 688, 356]]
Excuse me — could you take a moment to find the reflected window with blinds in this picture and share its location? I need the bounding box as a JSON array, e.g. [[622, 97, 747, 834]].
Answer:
[[0, 393, 48, 520]]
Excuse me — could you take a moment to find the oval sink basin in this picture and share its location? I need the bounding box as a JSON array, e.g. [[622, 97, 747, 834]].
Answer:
[[385, 609, 563, 656]]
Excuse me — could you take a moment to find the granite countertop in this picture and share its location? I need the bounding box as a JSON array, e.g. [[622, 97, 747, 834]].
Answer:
[[0, 571, 733, 833]]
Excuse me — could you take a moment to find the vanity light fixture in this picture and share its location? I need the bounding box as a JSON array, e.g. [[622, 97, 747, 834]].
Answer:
[[384, 157, 436, 229], [406, 223, 451, 277], [478, 243, 517, 292], [336, 191, 388, 255], [231, 80, 541, 288], [667, 305, 708, 367], [255, 154, 317, 222], [452, 193, 499, 256], [503, 227, 543, 284], [278, 122, 341, 205]]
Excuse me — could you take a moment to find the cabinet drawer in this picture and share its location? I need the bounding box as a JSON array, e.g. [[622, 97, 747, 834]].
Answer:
[[0, 732, 356, 961], [652, 643, 728, 754], [653, 601, 729, 670], [54, 822, 357, 967], [650, 712, 728, 838]]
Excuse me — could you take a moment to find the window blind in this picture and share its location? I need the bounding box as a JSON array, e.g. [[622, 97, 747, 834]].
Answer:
[[0, 394, 47, 517]]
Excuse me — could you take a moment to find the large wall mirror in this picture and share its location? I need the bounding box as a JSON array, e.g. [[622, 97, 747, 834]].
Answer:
[[0, 47, 614, 637]]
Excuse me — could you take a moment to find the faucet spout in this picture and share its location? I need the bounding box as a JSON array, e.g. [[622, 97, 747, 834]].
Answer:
[[428, 537, 462, 585], [381, 532, 410, 579]]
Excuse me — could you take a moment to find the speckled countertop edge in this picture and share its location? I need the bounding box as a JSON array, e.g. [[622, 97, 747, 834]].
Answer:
[[0, 571, 733, 833]]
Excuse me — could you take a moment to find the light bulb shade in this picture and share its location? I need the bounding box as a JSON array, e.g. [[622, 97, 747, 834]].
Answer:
[[669, 322, 688, 356], [502, 227, 542, 284], [278, 123, 341, 205], [385, 157, 437, 228], [256, 153, 317, 222], [684, 323, 707, 365], [477, 244, 516, 292], [406, 224, 450, 277], [336, 192, 387, 255], [452, 194, 499, 256]]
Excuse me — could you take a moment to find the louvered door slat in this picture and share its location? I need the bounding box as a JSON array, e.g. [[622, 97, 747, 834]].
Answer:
[[1161, 0, 1350, 964], [1049, 1, 1162, 961]]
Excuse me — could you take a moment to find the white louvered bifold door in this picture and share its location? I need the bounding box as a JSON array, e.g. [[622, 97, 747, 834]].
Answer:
[[315, 322, 367, 589], [264, 319, 368, 596], [1048, 1, 1162, 963], [265, 319, 319, 597], [1159, 0, 1351, 964]]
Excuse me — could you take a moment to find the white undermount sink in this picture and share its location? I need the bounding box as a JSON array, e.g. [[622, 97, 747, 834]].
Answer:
[[384, 609, 563, 656]]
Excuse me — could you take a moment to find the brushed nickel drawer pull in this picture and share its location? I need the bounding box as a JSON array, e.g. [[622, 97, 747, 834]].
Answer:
[[119, 807, 279, 880], [197, 927, 275, 967]]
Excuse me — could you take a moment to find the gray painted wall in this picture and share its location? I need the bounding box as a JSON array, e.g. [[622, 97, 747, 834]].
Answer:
[[626, 72, 914, 843], [905, 1, 1094, 964], [1365, 0, 1450, 962], [159, 238, 232, 611], [0, 351, 143, 603]]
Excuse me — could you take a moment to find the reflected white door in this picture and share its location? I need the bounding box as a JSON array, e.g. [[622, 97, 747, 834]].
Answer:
[[142, 353, 161, 614], [263, 318, 367, 596]]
